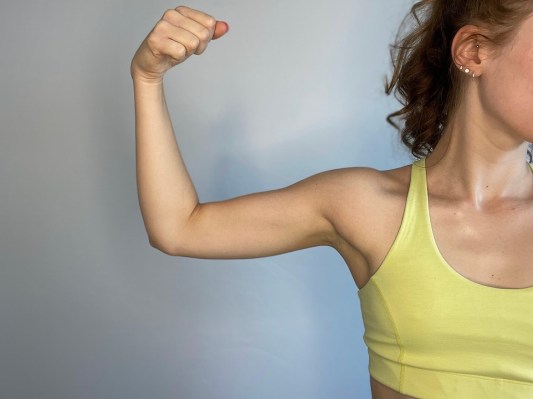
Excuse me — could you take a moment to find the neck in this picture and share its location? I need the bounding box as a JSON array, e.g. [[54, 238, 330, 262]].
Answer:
[[425, 105, 532, 208]]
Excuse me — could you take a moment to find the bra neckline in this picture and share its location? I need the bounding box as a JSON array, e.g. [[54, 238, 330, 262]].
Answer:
[[418, 157, 533, 292]]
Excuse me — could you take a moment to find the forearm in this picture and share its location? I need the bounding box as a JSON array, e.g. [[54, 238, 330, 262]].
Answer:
[[133, 77, 199, 250]]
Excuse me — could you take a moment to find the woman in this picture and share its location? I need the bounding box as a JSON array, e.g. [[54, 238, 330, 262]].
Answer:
[[130, 1, 533, 398]]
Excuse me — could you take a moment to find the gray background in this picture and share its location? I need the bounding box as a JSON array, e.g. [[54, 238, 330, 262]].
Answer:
[[1, 0, 411, 398]]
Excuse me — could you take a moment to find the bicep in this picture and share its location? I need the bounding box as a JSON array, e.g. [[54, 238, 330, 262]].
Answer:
[[157, 173, 341, 258]]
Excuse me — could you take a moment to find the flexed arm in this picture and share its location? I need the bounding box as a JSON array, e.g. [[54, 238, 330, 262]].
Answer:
[[130, 6, 341, 258]]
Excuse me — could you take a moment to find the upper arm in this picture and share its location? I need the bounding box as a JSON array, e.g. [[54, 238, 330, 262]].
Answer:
[[153, 167, 379, 259]]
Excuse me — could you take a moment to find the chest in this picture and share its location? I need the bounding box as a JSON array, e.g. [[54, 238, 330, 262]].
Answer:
[[332, 165, 533, 290], [429, 199, 533, 289], [358, 236, 533, 390]]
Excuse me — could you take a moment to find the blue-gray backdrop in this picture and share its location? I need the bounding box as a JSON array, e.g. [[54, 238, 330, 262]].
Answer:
[[1, 0, 412, 398]]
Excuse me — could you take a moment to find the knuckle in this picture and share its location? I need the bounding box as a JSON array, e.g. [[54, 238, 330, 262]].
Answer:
[[154, 19, 167, 33], [175, 44, 186, 58], [147, 34, 159, 48], [162, 9, 175, 21], [175, 5, 187, 15], [198, 28, 211, 41], [188, 36, 200, 49], [205, 17, 216, 30]]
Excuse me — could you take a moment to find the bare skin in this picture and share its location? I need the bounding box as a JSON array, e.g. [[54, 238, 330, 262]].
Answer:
[[131, 7, 533, 398]]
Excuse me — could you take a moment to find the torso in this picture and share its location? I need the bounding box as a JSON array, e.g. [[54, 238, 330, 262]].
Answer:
[[328, 162, 533, 399]]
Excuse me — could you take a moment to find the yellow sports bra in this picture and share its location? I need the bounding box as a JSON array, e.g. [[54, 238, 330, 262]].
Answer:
[[358, 158, 533, 399]]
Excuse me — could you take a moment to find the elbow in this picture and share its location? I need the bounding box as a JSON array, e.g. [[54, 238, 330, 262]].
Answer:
[[147, 206, 202, 256], [148, 235, 181, 256]]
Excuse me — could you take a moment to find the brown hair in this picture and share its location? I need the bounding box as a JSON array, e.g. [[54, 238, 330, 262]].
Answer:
[[385, 0, 533, 161]]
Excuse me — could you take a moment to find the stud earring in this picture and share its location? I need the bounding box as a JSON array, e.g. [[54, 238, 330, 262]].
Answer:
[[463, 67, 477, 78], [458, 65, 477, 78]]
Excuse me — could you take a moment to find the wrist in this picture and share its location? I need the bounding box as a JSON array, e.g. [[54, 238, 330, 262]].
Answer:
[[132, 75, 165, 90], [130, 65, 164, 87]]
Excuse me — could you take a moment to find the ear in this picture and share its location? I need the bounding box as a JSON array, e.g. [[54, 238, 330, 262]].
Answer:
[[451, 25, 490, 78]]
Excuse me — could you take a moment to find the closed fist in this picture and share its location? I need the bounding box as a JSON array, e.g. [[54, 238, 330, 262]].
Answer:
[[131, 6, 229, 82]]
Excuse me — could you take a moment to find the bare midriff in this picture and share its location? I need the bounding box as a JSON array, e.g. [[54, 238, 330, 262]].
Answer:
[[370, 377, 418, 399]]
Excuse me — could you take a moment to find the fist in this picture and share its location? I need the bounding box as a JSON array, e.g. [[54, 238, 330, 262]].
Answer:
[[131, 6, 229, 82]]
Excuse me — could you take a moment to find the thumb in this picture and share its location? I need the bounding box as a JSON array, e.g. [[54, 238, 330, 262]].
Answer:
[[212, 21, 229, 40]]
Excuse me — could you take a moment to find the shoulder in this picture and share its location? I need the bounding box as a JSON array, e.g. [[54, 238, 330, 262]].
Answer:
[[303, 163, 412, 203], [307, 163, 413, 257], [285, 162, 413, 230]]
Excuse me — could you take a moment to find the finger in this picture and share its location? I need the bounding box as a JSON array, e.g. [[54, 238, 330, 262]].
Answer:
[[160, 39, 187, 64], [175, 6, 217, 36], [167, 25, 202, 57], [212, 21, 229, 40], [155, 19, 202, 57], [162, 10, 213, 54]]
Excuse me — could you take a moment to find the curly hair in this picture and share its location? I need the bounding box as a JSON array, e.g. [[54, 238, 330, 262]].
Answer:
[[385, 0, 533, 162]]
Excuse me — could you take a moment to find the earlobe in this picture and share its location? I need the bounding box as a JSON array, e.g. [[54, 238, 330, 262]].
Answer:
[[458, 64, 477, 78]]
